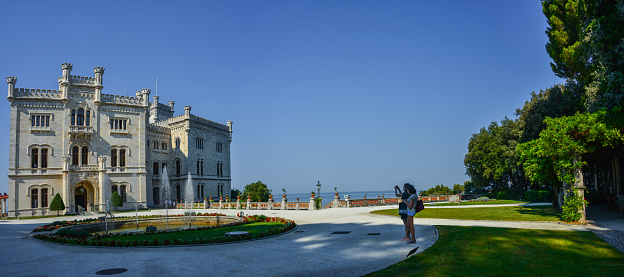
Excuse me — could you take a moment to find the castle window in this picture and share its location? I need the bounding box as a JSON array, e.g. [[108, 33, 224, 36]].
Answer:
[[111, 149, 117, 167], [162, 142, 167, 150], [201, 184, 205, 198], [112, 185, 118, 194], [175, 159, 181, 176], [72, 146, 79, 165], [31, 115, 51, 127], [77, 108, 85, 126], [86, 110, 90, 126], [31, 188, 38, 208], [175, 137, 180, 149], [41, 188, 48, 208], [81, 146, 88, 165], [120, 185, 127, 202], [110, 118, 128, 132], [153, 141, 159, 149], [162, 163, 167, 173], [31, 148, 38, 168], [41, 148, 48, 168], [71, 110, 76, 125], [197, 161, 200, 175], [120, 149, 126, 167], [153, 162, 159, 175], [196, 138, 204, 150]]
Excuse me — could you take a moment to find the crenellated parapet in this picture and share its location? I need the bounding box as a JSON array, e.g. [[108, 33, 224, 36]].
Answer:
[[101, 93, 143, 106], [13, 88, 62, 99]]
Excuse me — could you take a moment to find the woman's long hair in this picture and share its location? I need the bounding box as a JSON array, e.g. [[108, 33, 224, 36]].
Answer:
[[404, 183, 416, 195]]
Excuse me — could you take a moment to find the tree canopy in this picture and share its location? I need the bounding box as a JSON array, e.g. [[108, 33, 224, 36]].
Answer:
[[240, 181, 271, 202], [49, 193, 65, 216]]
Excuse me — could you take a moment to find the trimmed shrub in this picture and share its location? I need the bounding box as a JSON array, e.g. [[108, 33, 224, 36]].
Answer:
[[525, 190, 551, 202]]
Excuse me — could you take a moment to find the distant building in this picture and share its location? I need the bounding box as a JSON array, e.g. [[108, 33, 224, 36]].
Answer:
[[6, 63, 232, 216]]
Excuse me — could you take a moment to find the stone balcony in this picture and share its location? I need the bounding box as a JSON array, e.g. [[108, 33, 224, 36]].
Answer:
[[68, 126, 95, 135], [30, 126, 52, 133], [69, 164, 100, 171]]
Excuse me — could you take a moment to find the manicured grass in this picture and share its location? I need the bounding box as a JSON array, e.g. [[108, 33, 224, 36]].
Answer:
[[366, 226, 624, 277], [372, 206, 561, 221], [100, 221, 282, 242], [432, 200, 529, 206]]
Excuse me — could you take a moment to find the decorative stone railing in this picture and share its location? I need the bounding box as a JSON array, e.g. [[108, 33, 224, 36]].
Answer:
[[69, 164, 100, 171], [30, 126, 52, 132], [69, 126, 95, 134]]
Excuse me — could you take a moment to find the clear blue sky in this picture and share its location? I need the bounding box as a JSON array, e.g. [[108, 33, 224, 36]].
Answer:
[[0, 1, 562, 195]]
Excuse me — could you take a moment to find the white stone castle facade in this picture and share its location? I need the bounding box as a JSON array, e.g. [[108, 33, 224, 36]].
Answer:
[[5, 63, 232, 216]]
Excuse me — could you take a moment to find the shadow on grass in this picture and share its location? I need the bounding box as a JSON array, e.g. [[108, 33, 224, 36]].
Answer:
[[366, 226, 624, 277], [514, 206, 560, 220]]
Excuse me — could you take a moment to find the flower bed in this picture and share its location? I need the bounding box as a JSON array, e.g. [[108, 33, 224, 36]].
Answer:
[[32, 215, 296, 247], [31, 213, 226, 233]]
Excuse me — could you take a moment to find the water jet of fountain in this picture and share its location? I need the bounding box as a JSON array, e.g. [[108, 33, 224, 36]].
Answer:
[[161, 166, 171, 230], [185, 172, 194, 228]]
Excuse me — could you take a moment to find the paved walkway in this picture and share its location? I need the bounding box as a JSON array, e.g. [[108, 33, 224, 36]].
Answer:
[[0, 204, 618, 276]]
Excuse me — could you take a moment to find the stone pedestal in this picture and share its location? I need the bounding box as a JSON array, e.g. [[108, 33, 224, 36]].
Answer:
[[281, 195, 286, 210], [309, 196, 315, 211], [246, 197, 251, 210], [236, 198, 241, 209], [334, 193, 340, 208]]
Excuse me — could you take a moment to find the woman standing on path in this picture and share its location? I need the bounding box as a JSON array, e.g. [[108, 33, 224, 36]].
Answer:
[[402, 184, 418, 244], [394, 184, 410, 241]]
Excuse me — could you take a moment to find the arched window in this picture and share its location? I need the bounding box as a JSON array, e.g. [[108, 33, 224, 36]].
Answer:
[[86, 110, 90, 126], [175, 159, 181, 176], [153, 162, 159, 175], [31, 188, 38, 208], [197, 160, 200, 175], [201, 184, 205, 198], [71, 109, 76, 125], [77, 108, 84, 126], [81, 146, 88, 165], [175, 137, 181, 149], [72, 146, 79, 166], [31, 148, 38, 168], [197, 185, 200, 198], [111, 149, 117, 167], [120, 149, 126, 167], [201, 161, 204, 175], [41, 148, 48, 168], [162, 163, 167, 174]]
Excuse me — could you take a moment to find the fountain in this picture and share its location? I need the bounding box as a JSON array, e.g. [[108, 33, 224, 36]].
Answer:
[[185, 172, 194, 228], [161, 166, 171, 230], [185, 172, 194, 208]]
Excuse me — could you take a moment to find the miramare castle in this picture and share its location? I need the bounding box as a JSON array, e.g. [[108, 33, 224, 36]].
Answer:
[[5, 63, 233, 216]]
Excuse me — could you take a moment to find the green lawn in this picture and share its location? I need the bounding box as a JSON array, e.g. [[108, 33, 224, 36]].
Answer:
[[100, 221, 282, 242], [372, 205, 561, 221], [432, 200, 529, 206], [366, 226, 624, 277]]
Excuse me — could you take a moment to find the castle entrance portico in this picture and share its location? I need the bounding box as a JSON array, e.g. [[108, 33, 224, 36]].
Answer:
[[74, 181, 95, 212]]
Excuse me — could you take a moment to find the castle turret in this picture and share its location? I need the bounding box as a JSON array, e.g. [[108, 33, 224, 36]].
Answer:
[[227, 121, 233, 142], [184, 106, 191, 118], [94, 67, 105, 104], [169, 101, 175, 112], [6, 76, 16, 100], [141, 88, 151, 107], [59, 63, 72, 99]]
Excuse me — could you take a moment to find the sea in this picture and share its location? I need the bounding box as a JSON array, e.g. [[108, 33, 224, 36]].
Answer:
[[284, 190, 421, 206]]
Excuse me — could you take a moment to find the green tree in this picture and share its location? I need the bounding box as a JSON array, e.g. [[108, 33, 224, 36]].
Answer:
[[49, 193, 65, 216], [543, 0, 593, 86], [240, 181, 270, 202], [584, 0, 624, 110], [518, 111, 624, 209], [110, 191, 123, 211], [231, 189, 240, 199], [452, 184, 465, 195]]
